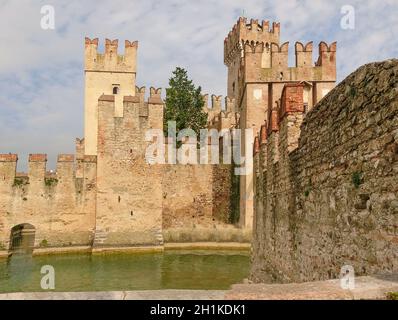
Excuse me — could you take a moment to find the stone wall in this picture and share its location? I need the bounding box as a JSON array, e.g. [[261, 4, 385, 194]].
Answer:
[[162, 163, 231, 229], [94, 94, 164, 247], [0, 93, 238, 253], [251, 60, 398, 283], [0, 154, 97, 250]]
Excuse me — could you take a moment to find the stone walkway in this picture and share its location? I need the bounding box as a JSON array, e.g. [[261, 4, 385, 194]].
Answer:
[[0, 290, 226, 300], [226, 274, 398, 300], [0, 274, 396, 300]]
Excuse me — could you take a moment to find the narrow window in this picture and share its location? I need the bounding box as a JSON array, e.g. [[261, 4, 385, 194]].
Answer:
[[113, 86, 119, 95]]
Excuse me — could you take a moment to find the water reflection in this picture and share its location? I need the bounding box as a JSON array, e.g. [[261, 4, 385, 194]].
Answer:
[[0, 250, 249, 293]]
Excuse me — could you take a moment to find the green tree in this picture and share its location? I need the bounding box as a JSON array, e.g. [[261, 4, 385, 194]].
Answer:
[[164, 67, 208, 136]]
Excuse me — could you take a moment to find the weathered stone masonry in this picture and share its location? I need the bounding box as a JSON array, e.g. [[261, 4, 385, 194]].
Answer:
[[224, 17, 336, 229], [0, 153, 97, 250], [251, 60, 398, 283], [0, 36, 238, 253]]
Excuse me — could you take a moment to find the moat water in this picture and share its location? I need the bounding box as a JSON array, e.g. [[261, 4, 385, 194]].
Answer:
[[0, 250, 249, 293]]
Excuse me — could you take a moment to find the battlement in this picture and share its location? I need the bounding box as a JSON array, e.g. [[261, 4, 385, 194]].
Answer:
[[260, 123, 267, 145], [253, 136, 260, 156], [0, 154, 18, 162], [98, 90, 164, 135], [0, 153, 97, 186], [267, 105, 280, 135], [315, 41, 337, 67], [29, 154, 47, 162], [99, 86, 163, 106], [202, 94, 236, 113], [57, 154, 75, 162], [255, 82, 308, 160], [279, 83, 305, 120], [85, 37, 138, 73], [135, 86, 146, 101], [295, 41, 313, 67], [148, 87, 163, 105], [202, 94, 238, 129], [224, 17, 280, 66], [243, 40, 335, 68], [241, 40, 336, 83]]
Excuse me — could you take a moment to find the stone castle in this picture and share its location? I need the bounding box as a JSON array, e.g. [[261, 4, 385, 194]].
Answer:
[[0, 18, 338, 255], [2, 17, 395, 281]]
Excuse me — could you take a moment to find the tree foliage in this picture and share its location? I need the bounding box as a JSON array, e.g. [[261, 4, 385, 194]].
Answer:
[[164, 67, 208, 136]]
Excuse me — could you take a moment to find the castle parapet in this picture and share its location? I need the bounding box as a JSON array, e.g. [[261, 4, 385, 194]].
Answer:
[[253, 136, 260, 156], [56, 154, 75, 183], [295, 41, 313, 67], [202, 94, 210, 112], [148, 87, 163, 105], [98, 91, 164, 137], [57, 154, 75, 162], [256, 83, 306, 162], [202, 94, 239, 129], [270, 42, 289, 67], [29, 154, 47, 162], [224, 17, 280, 66], [85, 37, 138, 73], [0, 154, 18, 184], [83, 155, 97, 163], [0, 154, 18, 162], [279, 84, 305, 154], [211, 95, 222, 112], [28, 154, 47, 183], [225, 96, 236, 113], [243, 40, 337, 83], [260, 123, 267, 145], [268, 106, 280, 136], [315, 41, 337, 79], [279, 83, 305, 120], [135, 86, 146, 102]]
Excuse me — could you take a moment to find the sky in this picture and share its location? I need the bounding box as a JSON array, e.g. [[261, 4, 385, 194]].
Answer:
[[0, 0, 397, 171]]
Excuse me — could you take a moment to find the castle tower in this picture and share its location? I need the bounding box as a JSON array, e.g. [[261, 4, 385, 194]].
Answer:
[[84, 38, 138, 155], [224, 18, 280, 99], [224, 18, 336, 228]]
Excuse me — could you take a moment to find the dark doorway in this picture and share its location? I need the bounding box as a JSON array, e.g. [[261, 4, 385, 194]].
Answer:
[[9, 224, 36, 254]]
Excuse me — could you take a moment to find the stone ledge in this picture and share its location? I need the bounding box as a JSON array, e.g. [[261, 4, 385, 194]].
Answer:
[[32, 246, 92, 256], [91, 245, 164, 255], [3, 243, 250, 258], [164, 242, 251, 251], [0, 290, 226, 300], [0, 251, 10, 260], [225, 274, 398, 300]]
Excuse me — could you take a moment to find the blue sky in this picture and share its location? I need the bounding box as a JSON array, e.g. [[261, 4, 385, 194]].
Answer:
[[0, 0, 397, 171]]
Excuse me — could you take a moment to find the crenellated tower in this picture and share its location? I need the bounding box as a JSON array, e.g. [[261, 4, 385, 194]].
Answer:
[[224, 17, 337, 228], [224, 18, 280, 99], [84, 38, 138, 156]]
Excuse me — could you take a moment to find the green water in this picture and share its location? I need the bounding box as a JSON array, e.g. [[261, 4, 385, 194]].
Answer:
[[0, 250, 249, 293]]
